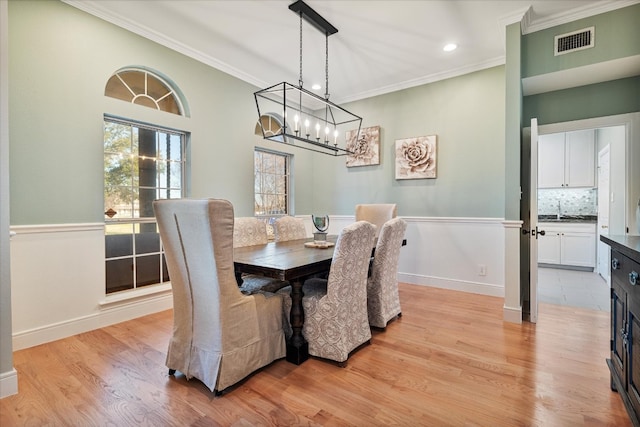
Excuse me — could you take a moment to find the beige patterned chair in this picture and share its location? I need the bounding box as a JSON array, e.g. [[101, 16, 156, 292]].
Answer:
[[355, 203, 397, 237], [367, 217, 407, 329], [273, 216, 308, 242], [153, 199, 285, 393], [233, 217, 288, 294], [279, 221, 376, 365], [233, 217, 268, 247]]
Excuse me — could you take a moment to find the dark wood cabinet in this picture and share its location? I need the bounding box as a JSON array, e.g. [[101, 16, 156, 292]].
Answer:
[[603, 235, 640, 427]]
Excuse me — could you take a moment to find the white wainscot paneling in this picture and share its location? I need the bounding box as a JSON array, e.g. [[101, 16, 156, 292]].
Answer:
[[302, 215, 506, 297], [10, 224, 173, 350], [397, 217, 506, 297]]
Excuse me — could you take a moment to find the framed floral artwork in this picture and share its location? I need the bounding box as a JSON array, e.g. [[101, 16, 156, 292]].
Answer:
[[345, 126, 380, 167], [395, 135, 437, 179]]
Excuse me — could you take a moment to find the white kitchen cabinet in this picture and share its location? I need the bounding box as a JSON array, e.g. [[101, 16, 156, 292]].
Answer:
[[538, 222, 596, 268], [538, 133, 565, 188], [538, 130, 595, 188], [538, 228, 561, 264]]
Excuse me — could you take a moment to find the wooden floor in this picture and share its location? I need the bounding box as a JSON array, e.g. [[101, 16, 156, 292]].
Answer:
[[1, 284, 631, 426]]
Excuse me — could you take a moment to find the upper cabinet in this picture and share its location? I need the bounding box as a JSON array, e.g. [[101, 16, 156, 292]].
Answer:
[[538, 130, 595, 188]]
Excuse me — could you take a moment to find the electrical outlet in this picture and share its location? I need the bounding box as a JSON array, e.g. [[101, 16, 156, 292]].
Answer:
[[478, 264, 486, 276]]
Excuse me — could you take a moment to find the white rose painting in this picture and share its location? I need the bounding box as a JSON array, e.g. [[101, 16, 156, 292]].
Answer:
[[395, 135, 437, 179], [345, 126, 380, 167]]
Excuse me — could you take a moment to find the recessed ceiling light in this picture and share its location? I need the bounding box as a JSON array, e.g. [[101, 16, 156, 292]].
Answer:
[[443, 43, 458, 52], [311, 84, 321, 90]]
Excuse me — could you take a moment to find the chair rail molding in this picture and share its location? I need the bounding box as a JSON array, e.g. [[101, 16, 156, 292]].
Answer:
[[9, 222, 173, 351]]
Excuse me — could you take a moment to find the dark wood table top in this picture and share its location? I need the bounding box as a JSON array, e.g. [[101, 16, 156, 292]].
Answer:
[[233, 236, 338, 282]]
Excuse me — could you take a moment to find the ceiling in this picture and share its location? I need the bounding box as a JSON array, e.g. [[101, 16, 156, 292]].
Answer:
[[64, 0, 637, 104]]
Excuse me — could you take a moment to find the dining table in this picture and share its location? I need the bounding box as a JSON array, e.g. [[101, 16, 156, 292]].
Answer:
[[233, 236, 339, 364]]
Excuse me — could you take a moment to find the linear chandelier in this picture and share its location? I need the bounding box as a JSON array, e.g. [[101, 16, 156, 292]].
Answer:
[[254, 0, 362, 156]]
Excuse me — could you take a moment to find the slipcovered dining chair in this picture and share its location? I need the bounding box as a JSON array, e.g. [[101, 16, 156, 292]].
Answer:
[[279, 221, 376, 365], [153, 198, 285, 394], [355, 204, 397, 237], [273, 216, 308, 242], [233, 217, 288, 294], [367, 217, 408, 329]]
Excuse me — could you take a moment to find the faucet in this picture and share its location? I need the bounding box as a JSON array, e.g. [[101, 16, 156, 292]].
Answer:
[[557, 200, 561, 220]]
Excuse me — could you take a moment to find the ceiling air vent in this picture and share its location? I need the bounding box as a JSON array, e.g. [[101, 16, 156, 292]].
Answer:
[[554, 27, 594, 56]]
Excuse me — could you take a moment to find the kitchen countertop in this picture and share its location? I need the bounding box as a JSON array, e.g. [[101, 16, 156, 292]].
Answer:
[[538, 215, 597, 223], [600, 235, 640, 263]]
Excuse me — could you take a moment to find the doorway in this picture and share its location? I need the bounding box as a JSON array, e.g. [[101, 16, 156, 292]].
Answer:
[[528, 118, 629, 319]]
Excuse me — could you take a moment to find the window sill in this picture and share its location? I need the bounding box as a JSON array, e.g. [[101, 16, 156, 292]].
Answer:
[[99, 283, 172, 308]]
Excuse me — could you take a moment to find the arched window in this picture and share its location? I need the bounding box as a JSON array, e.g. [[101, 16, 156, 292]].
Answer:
[[255, 113, 284, 141], [104, 67, 189, 295], [105, 68, 187, 116]]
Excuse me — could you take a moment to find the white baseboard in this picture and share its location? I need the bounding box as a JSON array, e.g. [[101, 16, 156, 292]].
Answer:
[[13, 293, 173, 351], [398, 273, 504, 297], [0, 368, 18, 398], [503, 305, 523, 324]]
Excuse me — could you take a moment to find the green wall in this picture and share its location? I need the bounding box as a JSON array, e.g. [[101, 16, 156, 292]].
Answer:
[[522, 3, 640, 78], [309, 66, 506, 218], [9, 0, 507, 224], [8, 0, 314, 224], [524, 76, 640, 125], [521, 3, 640, 126]]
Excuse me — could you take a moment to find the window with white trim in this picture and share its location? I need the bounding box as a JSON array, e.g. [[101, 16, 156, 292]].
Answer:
[[254, 148, 291, 235], [104, 67, 188, 294]]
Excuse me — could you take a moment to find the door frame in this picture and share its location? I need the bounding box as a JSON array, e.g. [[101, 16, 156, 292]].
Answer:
[[522, 112, 636, 323], [597, 145, 611, 282]]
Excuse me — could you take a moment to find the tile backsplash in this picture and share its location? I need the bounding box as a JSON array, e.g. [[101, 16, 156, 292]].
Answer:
[[538, 188, 597, 216]]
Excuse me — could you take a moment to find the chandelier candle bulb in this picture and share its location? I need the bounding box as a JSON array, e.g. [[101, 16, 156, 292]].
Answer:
[[294, 114, 299, 132], [305, 119, 310, 137], [315, 122, 320, 139]]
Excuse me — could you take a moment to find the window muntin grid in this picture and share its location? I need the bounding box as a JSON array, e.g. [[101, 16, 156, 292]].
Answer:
[[254, 149, 290, 218], [104, 117, 186, 294], [105, 69, 184, 116]]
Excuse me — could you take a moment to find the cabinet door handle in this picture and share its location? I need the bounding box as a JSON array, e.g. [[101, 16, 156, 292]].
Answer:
[[631, 271, 639, 286], [612, 258, 620, 270]]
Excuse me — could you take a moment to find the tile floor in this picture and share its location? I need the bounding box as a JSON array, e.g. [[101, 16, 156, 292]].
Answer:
[[538, 266, 610, 311]]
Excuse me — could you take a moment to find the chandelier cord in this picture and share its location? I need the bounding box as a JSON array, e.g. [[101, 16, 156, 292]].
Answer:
[[298, 11, 303, 88], [325, 32, 329, 100]]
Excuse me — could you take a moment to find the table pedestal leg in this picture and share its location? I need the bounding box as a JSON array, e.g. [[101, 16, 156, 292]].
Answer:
[[286, 278, 309, 364]]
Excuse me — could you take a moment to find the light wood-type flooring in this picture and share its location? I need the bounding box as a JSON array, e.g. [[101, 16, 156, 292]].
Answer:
[[0, 283, 630, 426]]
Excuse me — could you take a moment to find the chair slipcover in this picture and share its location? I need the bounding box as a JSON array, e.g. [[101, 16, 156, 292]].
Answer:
[[153, 199, 285, 393], [279, 221, 376, 363], [273, 216, 308, 242], [367, 217, 407, 328], [355, 203, 397, 237], [233, 216, 288, 294]]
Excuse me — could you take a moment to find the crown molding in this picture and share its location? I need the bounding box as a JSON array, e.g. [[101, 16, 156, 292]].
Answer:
[[334, 56, 506, 105], [522, 0, 640, 35], [61, 0, 269, 89]]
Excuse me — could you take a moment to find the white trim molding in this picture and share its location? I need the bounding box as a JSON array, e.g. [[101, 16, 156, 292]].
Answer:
[[10, 217, 515, 350], [13, 292, 173, 351], [9, 222, 173, 351], [503, 220, 524, 324], [0, 368, 18, 399]]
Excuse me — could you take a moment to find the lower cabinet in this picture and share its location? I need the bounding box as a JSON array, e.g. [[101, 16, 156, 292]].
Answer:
[[609, 249, 640, 426], [538, 222, 596, 267]]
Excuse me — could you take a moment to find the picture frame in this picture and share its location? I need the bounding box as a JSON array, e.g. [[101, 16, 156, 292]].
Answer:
[[345, 126, 380, 167], [395, 135, 437, 179]]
